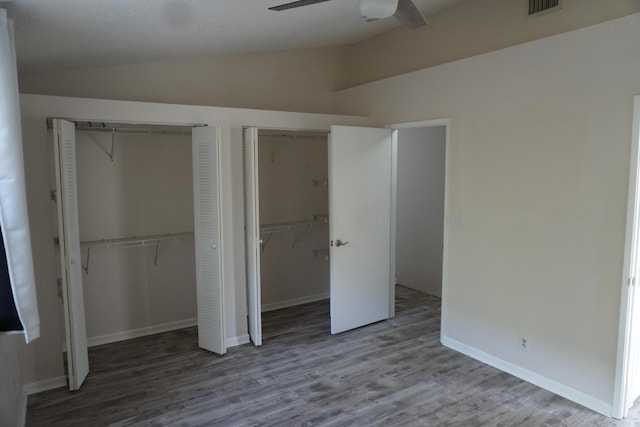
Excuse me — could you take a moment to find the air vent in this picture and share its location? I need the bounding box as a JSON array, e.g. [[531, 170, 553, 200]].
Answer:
[[528, 0, 561, 16]]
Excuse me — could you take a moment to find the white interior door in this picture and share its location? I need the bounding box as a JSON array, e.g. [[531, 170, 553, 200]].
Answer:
[[329, 125, 393, 334], [244, 127, 262, 346], [192, 126, 225, 355], [53, 118, 89, 391], [622, 97, 640, 415], [626, 277, 640, 410]]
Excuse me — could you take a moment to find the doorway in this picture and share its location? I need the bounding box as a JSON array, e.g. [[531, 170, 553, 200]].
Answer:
[[390, 119, 448, 322], [393, 123, 446, 299]]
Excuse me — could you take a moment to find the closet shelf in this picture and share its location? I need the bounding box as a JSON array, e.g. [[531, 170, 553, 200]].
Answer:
[[260, 215, 328, 235], [260, 215, 328, 251], [80, 231, 194, 250], [80, 231, 194, 274]]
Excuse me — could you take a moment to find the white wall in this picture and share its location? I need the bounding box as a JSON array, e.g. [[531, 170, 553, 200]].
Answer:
[[258, 134, 329, 309], [336, 13, 640, 415], [396, 126, 445, 297], [0, 334, 23, 427], [18, 94, 369, 388], [76, 132, 196, 340]]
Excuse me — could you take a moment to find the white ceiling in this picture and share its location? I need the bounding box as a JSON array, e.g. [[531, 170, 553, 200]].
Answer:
[[3, 0, 463, 74]]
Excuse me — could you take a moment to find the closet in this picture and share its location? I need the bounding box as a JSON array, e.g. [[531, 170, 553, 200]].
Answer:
[[244, 125, 399, 345], [244, 128, 330, 345], [51, 119, 223, 391], [75, 122, 196, 340]]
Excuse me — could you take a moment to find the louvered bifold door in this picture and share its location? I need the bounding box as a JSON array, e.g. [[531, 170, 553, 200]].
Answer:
[[243, 127, 262, 346], [53, 118, 89, 390], [192, 126, 225, 355]]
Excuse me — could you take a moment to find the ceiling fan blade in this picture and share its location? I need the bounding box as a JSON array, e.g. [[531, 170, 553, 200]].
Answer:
[[394, 0, 427, 28], [269, 0, 332, 11]]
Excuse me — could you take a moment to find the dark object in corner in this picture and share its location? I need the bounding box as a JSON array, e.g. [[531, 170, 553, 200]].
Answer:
[[0, 226, 23, 332]]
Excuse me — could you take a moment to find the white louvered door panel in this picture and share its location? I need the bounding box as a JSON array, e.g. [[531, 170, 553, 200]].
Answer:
[[243, 127, 262, 346], [192, 126, 225, 354], [53, 118, 89, 391]]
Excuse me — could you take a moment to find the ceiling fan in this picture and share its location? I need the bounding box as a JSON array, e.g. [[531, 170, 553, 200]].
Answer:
[[268, 0, 428, 29]]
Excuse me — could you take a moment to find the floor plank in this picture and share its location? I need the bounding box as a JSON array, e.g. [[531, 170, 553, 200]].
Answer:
[[26, 286, 640, 426]]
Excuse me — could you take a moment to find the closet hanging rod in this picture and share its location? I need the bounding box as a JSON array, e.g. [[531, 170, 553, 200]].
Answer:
[[80, 231, 194, 250], [259, 133, 327, 140], [46, 118, 207, 136], [74, 127, 193, 136]]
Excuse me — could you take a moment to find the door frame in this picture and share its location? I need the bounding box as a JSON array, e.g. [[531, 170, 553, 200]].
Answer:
[[613, 95, 640, 419], [386, 119, 450, 333]]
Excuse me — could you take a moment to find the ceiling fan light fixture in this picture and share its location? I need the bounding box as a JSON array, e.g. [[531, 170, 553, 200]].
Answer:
[[359, 0, 399, 19]]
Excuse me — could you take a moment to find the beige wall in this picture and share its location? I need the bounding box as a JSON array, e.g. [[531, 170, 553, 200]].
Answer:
[[258, 134, 329, 309], [344, 0, 640, 87], [395, 126, 446, 297], [76, 132, 197, 341], [18, 47, 350, 114], [336, 13, 640, 415]]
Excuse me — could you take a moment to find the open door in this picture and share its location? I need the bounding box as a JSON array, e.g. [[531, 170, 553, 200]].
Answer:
[[53, 118, 89, 391], [192, 126, 225, 355], [244, 127, 262, 346], [615, 95, 640, 418], [329, 125, 393, 334]]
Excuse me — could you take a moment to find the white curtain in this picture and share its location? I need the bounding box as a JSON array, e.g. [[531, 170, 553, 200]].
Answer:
[[0, 9, 39, 343]]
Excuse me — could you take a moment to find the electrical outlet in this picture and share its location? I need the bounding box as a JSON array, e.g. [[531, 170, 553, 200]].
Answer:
[[520, 337, 528, 352]]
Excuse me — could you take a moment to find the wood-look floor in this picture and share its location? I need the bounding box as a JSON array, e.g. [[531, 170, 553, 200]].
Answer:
[[27, 286, 640, 426]]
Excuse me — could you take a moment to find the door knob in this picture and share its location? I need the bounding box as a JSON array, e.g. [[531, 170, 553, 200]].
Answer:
[[334, 239, 349, 247]]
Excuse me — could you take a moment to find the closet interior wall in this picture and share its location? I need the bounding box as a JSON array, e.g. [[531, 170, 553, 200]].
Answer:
[[395, 126, 446, 298], [258, 131, 329, 310], [75, 129, 197, 341]]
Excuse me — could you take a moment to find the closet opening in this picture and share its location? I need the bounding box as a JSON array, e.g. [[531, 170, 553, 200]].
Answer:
[[49, 118, 224, 391], [390, 120, 447, 328], [244, 128, 330, 345]]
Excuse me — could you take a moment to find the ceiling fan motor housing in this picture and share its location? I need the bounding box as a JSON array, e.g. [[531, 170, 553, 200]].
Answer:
[[359, 0, 399, 19]]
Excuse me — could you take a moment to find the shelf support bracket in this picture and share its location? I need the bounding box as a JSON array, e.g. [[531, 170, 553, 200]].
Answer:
[[109, 129, 116, 162], [261, 233, 273, 252], [153, 240, 160, 266], [82, 246, 91, 274]]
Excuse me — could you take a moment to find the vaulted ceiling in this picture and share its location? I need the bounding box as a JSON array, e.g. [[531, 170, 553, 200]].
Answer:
[[3, 0, 464, 73]]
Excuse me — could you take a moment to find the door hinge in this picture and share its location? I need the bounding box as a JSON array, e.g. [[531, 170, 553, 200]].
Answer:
[[630, 277, 636, 286], [56, 278, 63, 302], [50, 190, 57, 202]]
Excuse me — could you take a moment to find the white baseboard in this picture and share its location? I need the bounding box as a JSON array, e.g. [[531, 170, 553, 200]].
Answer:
[[63, 317, 249, 351], [18, 390, 28, 426], [62, 318, 199, 350], [23, 376, 67, 395], [262, 292, 329, 312], [226, 334, 250, 348], [441, 336, 613, 417]]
